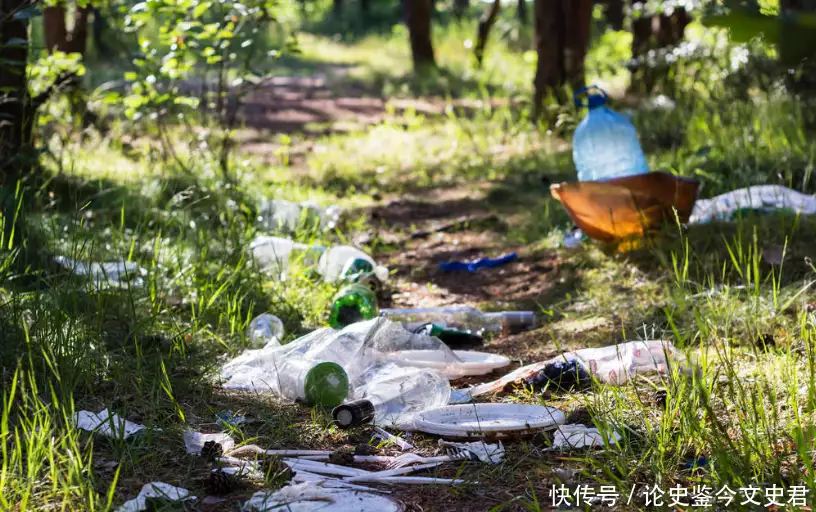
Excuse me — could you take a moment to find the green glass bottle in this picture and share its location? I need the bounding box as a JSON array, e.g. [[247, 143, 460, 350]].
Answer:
[[328, 283, 378, 328]]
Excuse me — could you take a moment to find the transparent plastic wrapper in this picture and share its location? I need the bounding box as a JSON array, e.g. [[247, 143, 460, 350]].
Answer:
[[55, 256, 146, 288], [259, 199, 341, 233], [220, 319, 471, 406], [459, 340, 686, 401], [689, 185, 816, 224]]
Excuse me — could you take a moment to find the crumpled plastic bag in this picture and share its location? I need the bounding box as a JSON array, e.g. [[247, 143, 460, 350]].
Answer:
[[221, 318, 468, 401], [550, 424, 621, 450], [55, 256, 146, 288], [242, 482, 402, 512], [690, 185, 816, 224], [75, 409, 145, 439], [118, 482, 193, 512], [459, 340, 685, 402], [184, 431, 235, 455]]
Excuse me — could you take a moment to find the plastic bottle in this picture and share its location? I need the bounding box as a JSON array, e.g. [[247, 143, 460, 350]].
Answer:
[[332, 364, 450, 428], [328, 284, 378, 328], [379, 306, 536, 336], [247, 313, 285, 348], [259, 199, 341, 233], [318, 245, 389, 284], [250, 237, 387, 284], [572, 86, 649, 182], [274, 356, 349, 408]]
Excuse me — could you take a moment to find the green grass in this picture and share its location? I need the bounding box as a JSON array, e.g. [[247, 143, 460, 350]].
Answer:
[[7, 2, 816, 510]]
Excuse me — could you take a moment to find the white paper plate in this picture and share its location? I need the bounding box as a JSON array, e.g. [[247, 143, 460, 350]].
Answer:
[[394, 350, 510, 377], [412, 403, 565, 438]]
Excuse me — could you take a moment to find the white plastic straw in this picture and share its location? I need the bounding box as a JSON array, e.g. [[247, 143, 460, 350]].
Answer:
[[343, 462, 443, 482], [283, 458, 371, 478], [373, 426, 414, 451]]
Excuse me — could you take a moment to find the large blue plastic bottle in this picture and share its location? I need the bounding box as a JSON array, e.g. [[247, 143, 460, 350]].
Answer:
[[572, 86, 649, 182]]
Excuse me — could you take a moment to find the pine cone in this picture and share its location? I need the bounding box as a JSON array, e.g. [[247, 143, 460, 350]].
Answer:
[[200, 440, 223, 461], [205, 470, 239, 495], [257, 454, 295, 488], [328, 447, 355, 466]]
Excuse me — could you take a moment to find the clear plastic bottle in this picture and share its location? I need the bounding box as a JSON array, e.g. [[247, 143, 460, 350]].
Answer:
[[250, 237, 387, 284], [572, 86, 649, 182], [380, 306, 536, 335], [332, 364, 450, 428], [318, 245, 389, 283], [258, 199, 341, 233], [247, 313, 285, 348]]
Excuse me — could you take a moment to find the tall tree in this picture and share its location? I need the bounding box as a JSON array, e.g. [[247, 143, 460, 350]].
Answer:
[[606, 0, 623, 30], [453, 0, 468, 18], [404, 0, 435, 70], [532, 0, 592, 117], [0, 0, 34, 181], [474, 0, 500, 66], [517, 0, 527, 23], [43, 4, 89, 54], [629, 5, 690, 94]]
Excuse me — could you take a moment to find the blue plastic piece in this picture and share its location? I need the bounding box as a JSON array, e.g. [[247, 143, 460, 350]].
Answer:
[[572, 86, 649, 182], [439, 252, 518, 273]]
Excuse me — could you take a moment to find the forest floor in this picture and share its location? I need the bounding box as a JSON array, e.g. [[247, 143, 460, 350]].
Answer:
[[7, 13, 816, 512]]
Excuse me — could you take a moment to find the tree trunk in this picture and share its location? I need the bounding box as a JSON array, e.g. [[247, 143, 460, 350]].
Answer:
[[629, 7, 690, 94], [474, 0, 500, 66], [453, 0, 469, 18], [333, 0, 343, 17], [404, 0, 435, 70], [360, 0, 369, 16], [0, 0, 34, 181], [517, 0, 527, 23], [564, 0, 592, 90], [533, 0, 565, 116], [44, 5, 90, 54], [606, 0, 624, 30]]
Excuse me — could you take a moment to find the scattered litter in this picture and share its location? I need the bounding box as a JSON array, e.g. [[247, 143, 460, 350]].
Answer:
[[382, 306, 536, 337], [184, 431, 235, 455], [409, 403, 565, 438], [258, 199, 341, 234], [247, 313, 284, 348], [391, 350, 510, 378], [681, 456, 711, 471], [690, 185, 816, 224], [573, 85, 649, 182], [221, 318, 477, 407], [75, 409, 145, 439], [524, 359, 592, 392], [372, 426, 414, 451], [549, 424, 621, 450], [118, 482, 193, 512], [551, 172, 699, 244], [408, 323, 484, 349], [439, 252, 518, 273], [250, 236, 388, 284], [344, 461, 445, 482], [563, 227, 585, 249], [216, 410, 250, 426], [438, 439, 505, 464], [55, 256, 145, 288], [242, 483, 403, 512], [460, 340, 686, 401], [333, 364, 450, 429]]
